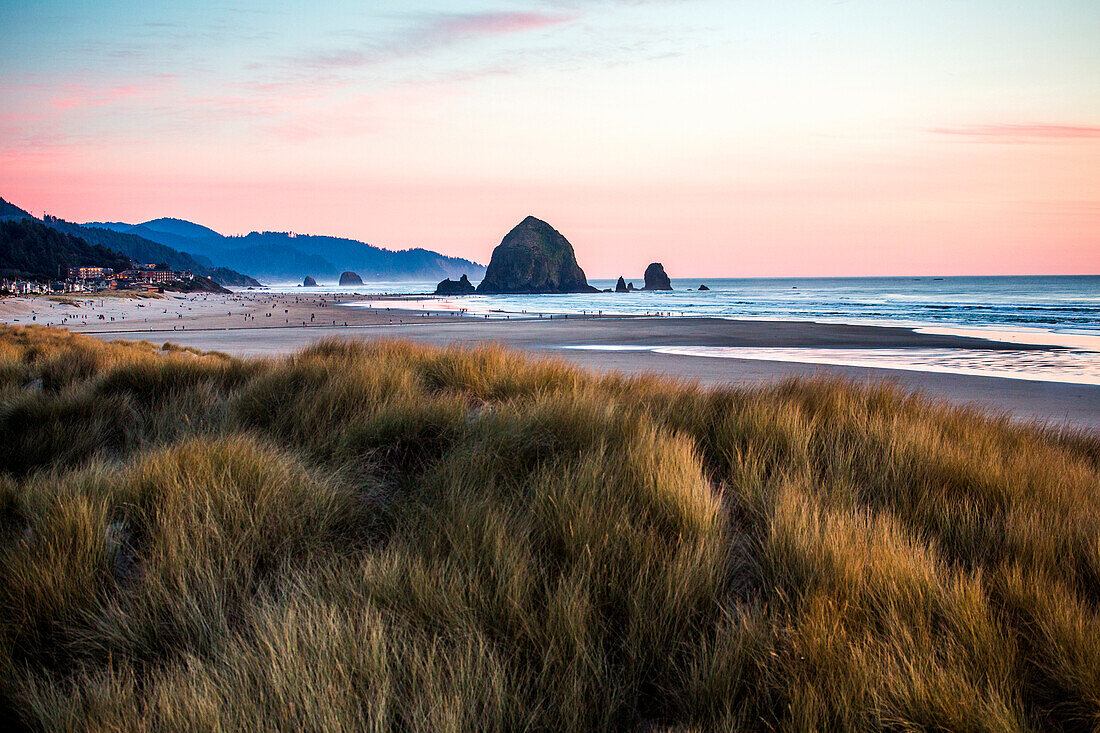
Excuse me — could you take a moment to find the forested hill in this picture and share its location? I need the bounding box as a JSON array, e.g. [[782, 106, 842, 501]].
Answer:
[[0, 219, 132, 281], [0, 197, 33, 221]]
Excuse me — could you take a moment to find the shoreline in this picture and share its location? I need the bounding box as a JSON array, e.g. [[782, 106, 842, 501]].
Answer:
[[3, 291, 1098, 432], [4, 289, 1094, 349]]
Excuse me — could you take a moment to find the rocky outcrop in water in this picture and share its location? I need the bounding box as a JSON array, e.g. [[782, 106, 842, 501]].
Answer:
[[698, 284, 709, 291], [435, 274, 476, 295], [303, 275, 317, 287], [643, 263, 672, 291], [615, 276, 628, 293], [476, 216, 597, 294], [339, 271, 363, 286]]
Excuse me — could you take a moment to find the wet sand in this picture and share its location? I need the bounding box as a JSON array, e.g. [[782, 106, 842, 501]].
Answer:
[[3, 292, 1098, 432]]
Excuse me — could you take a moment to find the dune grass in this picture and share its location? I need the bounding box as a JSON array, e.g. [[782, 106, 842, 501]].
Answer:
[[1, 324, 1098, 731]]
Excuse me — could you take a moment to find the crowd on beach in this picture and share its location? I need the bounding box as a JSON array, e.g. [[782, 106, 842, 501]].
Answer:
[[0, 289, 687, 335]]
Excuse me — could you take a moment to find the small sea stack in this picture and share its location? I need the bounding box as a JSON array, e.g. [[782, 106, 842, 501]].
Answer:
[[303, 275, 317, 287], [643, 263, 672, 291], [615, 276, 628, 293], [435, 274, 476, 295], [339, 271, 363, 286]]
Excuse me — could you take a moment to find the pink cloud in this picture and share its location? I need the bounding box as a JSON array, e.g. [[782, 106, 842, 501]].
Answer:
[[46, 77, 175, 110], [434, 11, 573, 37], [932, 124, 1100, 140]]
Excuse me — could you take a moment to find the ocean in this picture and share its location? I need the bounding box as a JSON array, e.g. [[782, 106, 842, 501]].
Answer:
[[371, 275, 1099, 336], [280, 276, 1100, 385]]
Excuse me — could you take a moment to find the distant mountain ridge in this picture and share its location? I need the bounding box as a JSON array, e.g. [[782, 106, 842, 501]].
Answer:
[[88, 218, 226, 258], [138, 217, 226, 244], [91, 218, 486, 283]]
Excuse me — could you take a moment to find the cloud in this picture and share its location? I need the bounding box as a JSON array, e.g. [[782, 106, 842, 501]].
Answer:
[[932, 124, 1100, 140], [437, 11, 571, 36], [47, 79, 173, 110], [293, 11, 575, 71]]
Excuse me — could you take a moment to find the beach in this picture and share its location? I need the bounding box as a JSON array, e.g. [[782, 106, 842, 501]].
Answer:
[[3, 290, 1097, 431]]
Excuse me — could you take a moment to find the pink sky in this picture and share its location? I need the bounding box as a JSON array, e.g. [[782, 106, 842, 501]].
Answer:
[[2, 1, 1098, 276]]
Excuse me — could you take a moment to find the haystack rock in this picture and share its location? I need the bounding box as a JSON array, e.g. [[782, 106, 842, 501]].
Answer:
[[615, 276, 628, 293], [339, 271, 363, 286], [435, 274, 476, 295], [476, 216, 597, 294], [643, 263, 672, 291], [303, 275, 317, 287]]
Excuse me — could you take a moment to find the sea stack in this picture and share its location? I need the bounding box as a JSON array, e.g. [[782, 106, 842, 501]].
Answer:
[[643, 263, 672, 291], [476, 216, 597, 294], [615, 276, 628, 293], [303, 275, 317, 287], [339, 271, 363, 286], [698, 284, 710, 291], [435, 274, 476, 295]]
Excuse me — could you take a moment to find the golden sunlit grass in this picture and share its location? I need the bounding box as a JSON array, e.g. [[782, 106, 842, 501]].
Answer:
[[1, 324, 1098, 731]]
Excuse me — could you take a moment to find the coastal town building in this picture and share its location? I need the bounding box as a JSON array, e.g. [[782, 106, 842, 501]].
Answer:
[[2, 263, 193, 297], [115, 268, 193, 285], [68, 266, 113, 280]]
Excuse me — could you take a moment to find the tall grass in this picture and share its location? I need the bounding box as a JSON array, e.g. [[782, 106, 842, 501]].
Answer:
[[1, 324, 1099, 731]]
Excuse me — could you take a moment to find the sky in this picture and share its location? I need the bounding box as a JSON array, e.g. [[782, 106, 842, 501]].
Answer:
[[1, 0, 1098, 277]]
